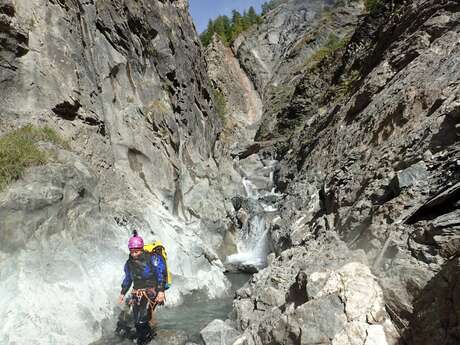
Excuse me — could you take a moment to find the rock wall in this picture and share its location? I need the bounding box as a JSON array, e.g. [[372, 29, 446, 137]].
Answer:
[[0, 0, 233, 343], [0, 0, 226, 224], [205, 34, 262, 148], [212, 0, 460, 344]]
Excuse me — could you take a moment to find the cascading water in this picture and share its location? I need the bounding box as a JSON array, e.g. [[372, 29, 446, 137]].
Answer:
[[226, 158, 281, 271]]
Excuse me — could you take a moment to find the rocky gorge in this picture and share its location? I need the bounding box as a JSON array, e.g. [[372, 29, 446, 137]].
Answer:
[[202, 0, 460, 344], [0, 0, 459, 345]]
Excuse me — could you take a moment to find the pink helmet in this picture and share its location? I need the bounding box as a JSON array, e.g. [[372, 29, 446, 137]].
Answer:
[[128, 230, 144, 249]]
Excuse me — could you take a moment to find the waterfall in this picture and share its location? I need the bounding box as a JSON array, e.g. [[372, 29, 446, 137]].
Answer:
[[226, 158, 280, 271]]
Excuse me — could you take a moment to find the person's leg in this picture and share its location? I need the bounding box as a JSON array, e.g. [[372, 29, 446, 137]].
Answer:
[[134, 296, 152, 344], [147, 290, 157, 331], [115, 302, 132, 337], [148, 309, 157, 330]]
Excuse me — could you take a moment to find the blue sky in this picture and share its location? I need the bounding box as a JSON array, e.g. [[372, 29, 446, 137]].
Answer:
[[189, 0, 267, 33]]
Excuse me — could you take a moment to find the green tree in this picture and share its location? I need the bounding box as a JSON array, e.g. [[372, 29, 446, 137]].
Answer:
[[231, 10, 242, 25], [212, 15, 232, 43], [241, 10, 251, 30], [199, 19, 214, 46], [200, 5, 265, 47], [261, 3, 270, 15], [247, 6, 258, 24]]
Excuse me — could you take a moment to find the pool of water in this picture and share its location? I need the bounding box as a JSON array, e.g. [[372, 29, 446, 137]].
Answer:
[[92, 273, 250, 344], [157, 273, 249, 342]]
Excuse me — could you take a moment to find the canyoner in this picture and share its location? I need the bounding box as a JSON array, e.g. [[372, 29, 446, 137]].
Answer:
[[116, 231, 168, 345]]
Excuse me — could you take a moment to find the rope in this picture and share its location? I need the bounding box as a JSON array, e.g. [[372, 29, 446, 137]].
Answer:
[[132, 288, 158, 312]]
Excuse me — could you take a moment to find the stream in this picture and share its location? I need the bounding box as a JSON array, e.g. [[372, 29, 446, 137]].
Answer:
[[92, 273, 250, 345], [92, 154, 279, 345]]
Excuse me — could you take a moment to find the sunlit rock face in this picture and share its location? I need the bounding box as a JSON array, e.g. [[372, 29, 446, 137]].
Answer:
[[231, 243, 398, 345], [0, 0, 226, 227], [204, 34, 263, 147], [233, 0, 363, 99], [0, 0, 232, 344]]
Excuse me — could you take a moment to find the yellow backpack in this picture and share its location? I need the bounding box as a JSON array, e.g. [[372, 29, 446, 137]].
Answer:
[[144, 241, 172, 289]]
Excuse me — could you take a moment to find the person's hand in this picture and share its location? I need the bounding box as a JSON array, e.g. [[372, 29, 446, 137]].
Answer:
[[155, 291, 165, 304], [118, 294, 125, 305]]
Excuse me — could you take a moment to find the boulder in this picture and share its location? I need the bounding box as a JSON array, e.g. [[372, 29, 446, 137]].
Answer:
[[200, 319, 241, 345]]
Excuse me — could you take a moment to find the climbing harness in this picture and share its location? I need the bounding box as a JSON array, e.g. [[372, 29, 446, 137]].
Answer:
[[131, 288, 159, 311]]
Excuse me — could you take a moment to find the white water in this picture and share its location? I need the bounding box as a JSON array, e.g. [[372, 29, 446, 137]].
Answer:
[[226, 212, 270, 268], [226, 160, 280, 269]]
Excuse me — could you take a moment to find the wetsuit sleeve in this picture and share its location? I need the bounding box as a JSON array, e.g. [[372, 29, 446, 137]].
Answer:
[[120, 261, 132, 295], [152, 254, 166, 292]]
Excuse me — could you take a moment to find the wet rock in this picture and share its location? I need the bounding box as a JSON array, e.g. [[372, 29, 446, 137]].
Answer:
[[225, 262, 260, 274]]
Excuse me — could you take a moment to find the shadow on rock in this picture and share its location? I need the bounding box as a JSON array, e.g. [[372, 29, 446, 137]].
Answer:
[[399, 256, 460, 345], [285, 271, 308, 308]]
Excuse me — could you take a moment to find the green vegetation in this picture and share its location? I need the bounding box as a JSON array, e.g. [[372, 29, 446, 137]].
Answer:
[[211, 88, 227, 123], [199, 1, 287, 47], [337, 70, 361, 97], [364, 0, 382, 13], [200, 6, 261, 47], [320, 69, 362, 106], [304, 34, 350, 70], [0, 125, 68, 191]]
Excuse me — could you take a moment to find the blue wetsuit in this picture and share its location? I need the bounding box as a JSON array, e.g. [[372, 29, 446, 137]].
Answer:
[[120, 251, 166, 344], [121, 251, 166, 295]]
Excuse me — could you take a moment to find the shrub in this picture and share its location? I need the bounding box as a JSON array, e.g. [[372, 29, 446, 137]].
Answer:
[[0, 125, 68, 191]]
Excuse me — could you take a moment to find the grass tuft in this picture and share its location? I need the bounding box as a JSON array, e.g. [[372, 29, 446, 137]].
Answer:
[[0, 124, 68, 191], [304, 34, 350, 71]]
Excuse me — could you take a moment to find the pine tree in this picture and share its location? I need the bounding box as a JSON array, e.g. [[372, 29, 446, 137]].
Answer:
[[200, 5, 266, 46], [231, 10, 242, 25], [247, 6, 257, 25], [199, 19, 214, 46]]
